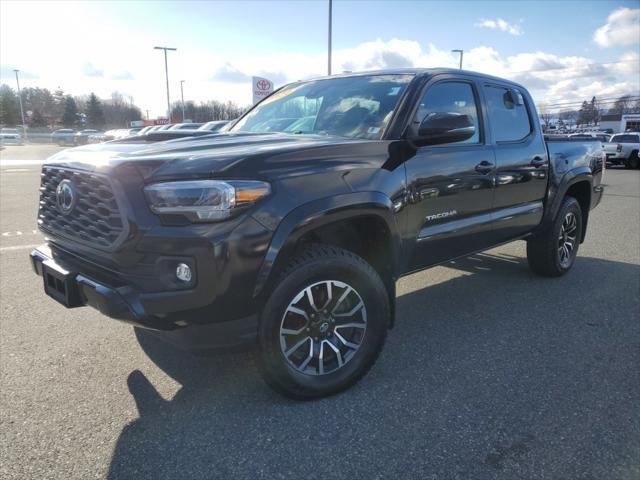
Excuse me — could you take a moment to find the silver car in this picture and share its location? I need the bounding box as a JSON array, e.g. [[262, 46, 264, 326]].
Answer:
[[0, 128, 24, 145]]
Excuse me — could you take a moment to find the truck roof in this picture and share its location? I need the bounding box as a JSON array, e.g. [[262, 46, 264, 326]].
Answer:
[[304, 68, 526, 90]]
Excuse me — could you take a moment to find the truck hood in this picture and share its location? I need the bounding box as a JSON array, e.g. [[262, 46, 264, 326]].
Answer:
[[45, 132, 392, 181]]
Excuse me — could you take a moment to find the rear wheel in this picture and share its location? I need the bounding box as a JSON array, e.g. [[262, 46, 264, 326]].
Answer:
[[527, 196, 582, 277], [257, 244, 389, 399], [628, 151, 640, 169]]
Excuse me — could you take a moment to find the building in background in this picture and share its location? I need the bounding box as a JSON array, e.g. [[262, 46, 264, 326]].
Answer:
[[599, 113, 640, 133]]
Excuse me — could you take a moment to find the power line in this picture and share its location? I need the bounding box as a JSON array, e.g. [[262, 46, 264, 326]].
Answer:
[[504, 59, 639, 76], [538, 95, 640, 108]]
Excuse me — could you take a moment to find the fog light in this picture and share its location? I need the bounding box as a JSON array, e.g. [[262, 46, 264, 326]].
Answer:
[[176, 263, 192, 283]]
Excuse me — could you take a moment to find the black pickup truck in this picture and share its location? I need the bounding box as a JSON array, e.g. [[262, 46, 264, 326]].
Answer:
[[30, 69, 604, 399]]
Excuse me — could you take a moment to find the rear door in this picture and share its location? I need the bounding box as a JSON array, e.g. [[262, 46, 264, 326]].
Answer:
[[403, 76, 496, 271], [482, 84, 548, 241]]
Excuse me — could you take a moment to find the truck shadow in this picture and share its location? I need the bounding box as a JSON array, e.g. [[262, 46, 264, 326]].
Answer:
[[107, 253, 640, 480]]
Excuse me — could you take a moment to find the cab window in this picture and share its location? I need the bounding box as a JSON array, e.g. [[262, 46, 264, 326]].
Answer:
[[414, 81, 481, 144]]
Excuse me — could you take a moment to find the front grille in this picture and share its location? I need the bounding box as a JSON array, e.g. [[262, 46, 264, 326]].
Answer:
[[38, 167, 127, 249]]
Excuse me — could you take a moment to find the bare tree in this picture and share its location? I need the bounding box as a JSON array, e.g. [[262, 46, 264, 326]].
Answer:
[[538, 103, 554, 130], [608, 95, 636, 115]]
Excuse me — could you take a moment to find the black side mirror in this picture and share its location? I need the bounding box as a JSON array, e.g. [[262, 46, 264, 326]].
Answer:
[[413, 112, 475, 146]]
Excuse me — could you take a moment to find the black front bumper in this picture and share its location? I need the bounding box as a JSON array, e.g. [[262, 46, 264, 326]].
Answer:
[[31, 245, 170, 328], [30, 245, 258, 348]]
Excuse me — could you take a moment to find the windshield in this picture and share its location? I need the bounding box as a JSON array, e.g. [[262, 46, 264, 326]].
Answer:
[[231, 74, 414, 140]]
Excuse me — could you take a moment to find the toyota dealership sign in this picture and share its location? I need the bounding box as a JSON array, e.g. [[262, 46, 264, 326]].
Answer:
[[252, 76, 274, 104]]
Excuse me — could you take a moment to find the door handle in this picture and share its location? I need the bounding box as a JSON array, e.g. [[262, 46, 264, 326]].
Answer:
[[531, 157, 546, 168], [475, 161, 494, 174]]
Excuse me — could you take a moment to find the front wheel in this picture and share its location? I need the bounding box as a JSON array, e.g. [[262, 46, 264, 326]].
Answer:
[[257, 245, 389, 399], [527, 196, 582, 277]]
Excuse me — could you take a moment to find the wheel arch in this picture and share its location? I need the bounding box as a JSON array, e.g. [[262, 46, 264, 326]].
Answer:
[[253, 192, 401, 326]]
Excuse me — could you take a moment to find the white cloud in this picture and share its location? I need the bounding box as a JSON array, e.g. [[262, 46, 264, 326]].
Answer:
[[1, 20, 637, 117], [475, 18, 523, 36], [593, 7, 640, 47]]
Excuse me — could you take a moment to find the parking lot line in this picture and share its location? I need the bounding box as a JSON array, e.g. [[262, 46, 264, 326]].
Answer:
[[0, 243, 42, 252]]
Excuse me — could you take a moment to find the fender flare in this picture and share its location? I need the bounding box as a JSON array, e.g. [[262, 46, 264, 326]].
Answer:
[[539, 166, 593, 233], [252, 191, 402, 299]]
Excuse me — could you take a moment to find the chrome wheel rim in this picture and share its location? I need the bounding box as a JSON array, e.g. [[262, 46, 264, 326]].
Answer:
[[558, 212, 578, 268], [279, 280, 367, 376]]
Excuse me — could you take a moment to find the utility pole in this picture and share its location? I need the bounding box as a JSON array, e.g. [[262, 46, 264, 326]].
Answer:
[[154, 46, 177, 121], [451, 49, 463, 69], [327, 0, 332, 75], [13, 69, 27, 141], [180, 80, 185, 122]]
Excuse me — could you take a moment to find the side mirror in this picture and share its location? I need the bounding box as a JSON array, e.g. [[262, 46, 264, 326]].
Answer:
[[413, 112, 476, 146]]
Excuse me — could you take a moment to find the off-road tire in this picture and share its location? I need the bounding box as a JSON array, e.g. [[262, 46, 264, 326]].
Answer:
[[527, 196, 582, 277], [257, 244, 389, 400]]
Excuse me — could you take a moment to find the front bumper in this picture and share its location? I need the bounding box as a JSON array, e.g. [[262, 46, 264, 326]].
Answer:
[[31, 244, 176, 329], [30, 245, 259, 347]]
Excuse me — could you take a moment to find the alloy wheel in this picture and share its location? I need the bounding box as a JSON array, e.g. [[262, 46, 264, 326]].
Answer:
[[558, 211, 578, 268], [279, 280, 367, 376]]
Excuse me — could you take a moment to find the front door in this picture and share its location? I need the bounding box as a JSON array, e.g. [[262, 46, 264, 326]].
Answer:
[[403, 78, 496, 272]]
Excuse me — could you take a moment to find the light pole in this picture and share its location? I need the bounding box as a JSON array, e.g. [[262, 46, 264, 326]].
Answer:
[[13, 69, 27, 140], [180, 80, 185, 122], [451, 49, 463, 69], [327, 0, 332, 75], [154, 46, 177, 121]]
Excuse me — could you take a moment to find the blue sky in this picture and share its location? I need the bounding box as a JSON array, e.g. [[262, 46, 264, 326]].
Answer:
[[1, 0, 638, 117]]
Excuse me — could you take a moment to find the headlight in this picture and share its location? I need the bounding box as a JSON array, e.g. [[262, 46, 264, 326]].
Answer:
[[144, 180, 270, 222]]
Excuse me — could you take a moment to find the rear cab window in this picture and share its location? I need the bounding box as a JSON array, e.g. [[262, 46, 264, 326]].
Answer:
[[483, 85, 532, 143], [611, 134, 639, 143]]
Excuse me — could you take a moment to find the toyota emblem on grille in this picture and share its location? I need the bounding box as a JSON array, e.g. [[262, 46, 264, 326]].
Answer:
[[56, 180, 76, 214]]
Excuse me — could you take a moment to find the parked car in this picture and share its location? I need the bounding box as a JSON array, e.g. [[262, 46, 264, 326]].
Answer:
[[197, 120, 230, 132], [110, 129, 211, 144], [75, 129, 102, 145], [51, 129, 76, 146], [0, 128, 24, 145], [569, 132, 611, 143], [136, 126, 155, 136], [168, 123, 204, 130], [30, 69, 604, 399], [603, 133, 640, 168]]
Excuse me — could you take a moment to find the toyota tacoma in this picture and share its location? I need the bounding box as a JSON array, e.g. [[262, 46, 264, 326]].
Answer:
[[30, 69, 604, 399]]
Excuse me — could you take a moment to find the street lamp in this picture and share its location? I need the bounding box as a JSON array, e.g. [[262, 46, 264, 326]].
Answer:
[[327, 0, 332, 75], [13, 69, 27, 140], [451, 49, 463, 69], [154, 46, 177, 121], [180, 80, 185, 122]]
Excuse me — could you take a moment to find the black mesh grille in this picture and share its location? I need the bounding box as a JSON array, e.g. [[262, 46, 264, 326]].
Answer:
[[38, 167, 126, 249]]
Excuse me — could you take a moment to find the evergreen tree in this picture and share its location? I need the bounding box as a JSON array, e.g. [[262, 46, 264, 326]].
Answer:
[[85, 93, 105, 128], [590, 96, 600, 125], [29, 110, 48, 128], [61, 96, 78, 128], [0, 84, 19, 126], [577, 101, 589, 126], [52, 87, 66, 122]]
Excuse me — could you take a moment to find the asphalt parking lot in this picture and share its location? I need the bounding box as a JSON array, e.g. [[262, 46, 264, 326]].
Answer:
[[1, 144, 638, 480]]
